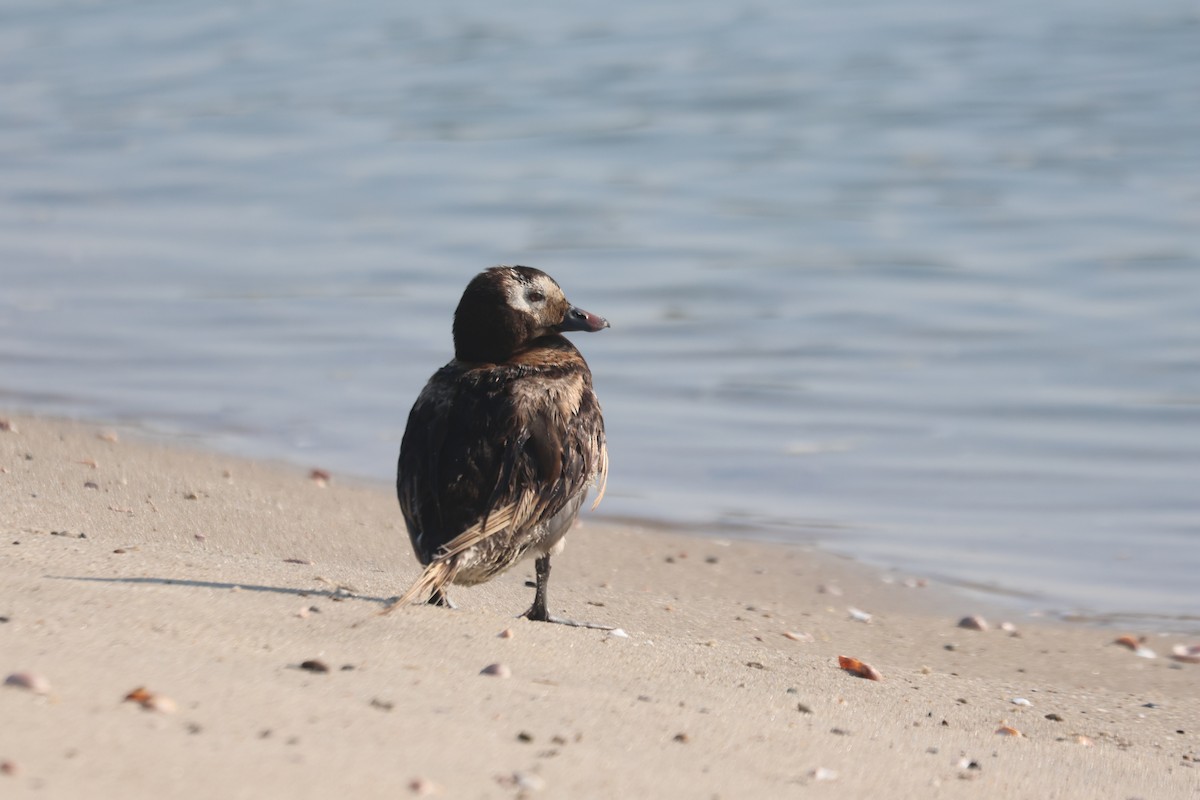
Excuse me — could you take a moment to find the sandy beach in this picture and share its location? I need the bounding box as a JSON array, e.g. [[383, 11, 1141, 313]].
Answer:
[[1, 413, 1196, 798]]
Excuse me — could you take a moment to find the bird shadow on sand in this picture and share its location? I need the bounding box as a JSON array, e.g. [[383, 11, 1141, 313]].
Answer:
[[45, 574, 395, 606]]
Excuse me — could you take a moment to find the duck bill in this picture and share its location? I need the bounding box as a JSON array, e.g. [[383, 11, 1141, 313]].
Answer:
[[557, 304, 610, 333]]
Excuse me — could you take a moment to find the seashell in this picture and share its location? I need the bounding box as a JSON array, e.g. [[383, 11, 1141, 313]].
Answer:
[[995, 725, 1022, 737], [1011, 697, 1032, 707], [837, 655, 882, 681], [783, 631, 814, 643]]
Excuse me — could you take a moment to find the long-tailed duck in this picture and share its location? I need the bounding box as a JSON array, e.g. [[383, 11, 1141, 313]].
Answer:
[[386, 266, 609, 626]]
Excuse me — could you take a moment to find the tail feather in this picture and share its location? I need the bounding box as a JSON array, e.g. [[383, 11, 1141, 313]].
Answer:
[[380, 558, 459, 615]]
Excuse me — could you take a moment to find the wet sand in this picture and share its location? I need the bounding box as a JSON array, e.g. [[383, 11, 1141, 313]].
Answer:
[[1, 414, 1196, 798]]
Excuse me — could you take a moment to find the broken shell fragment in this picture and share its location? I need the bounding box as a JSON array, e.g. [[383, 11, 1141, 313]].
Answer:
[[784, 631, 815, 643], [1170, 644, 1200, 664], [123, 686, 176, 713], [837, 655, 883, 681], [995, 725, 1022, 737], [408, 777, 440, 796], [4, 672, 51, 695], [480, 663, 511, 678], [847, 607, 872, 623]]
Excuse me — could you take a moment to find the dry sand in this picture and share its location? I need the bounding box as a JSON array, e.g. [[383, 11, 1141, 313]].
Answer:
[[1, 413, 1197, 798]]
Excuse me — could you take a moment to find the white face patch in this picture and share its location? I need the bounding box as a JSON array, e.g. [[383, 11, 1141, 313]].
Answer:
[[503, 272, 560, 324]]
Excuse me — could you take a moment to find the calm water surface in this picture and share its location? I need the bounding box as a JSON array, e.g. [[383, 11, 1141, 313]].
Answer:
[[2, 0, 1199, 626]]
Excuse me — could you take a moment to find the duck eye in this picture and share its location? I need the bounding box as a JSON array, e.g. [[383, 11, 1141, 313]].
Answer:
[[527, 290, 545, 303]]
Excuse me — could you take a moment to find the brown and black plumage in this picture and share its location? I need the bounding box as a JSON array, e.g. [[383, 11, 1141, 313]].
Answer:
[[386, 266, 609, 626]]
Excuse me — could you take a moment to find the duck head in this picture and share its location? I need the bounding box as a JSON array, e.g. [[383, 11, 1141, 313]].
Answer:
[[452, 266, 609, 363]]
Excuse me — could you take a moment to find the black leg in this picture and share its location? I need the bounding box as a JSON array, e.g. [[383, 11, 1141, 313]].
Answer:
[[428, 587, 457, 609], [521, 554, 612, 629]]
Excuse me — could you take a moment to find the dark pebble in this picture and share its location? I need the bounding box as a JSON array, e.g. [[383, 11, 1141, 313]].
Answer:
[[517, 731, 534, 743], [1045, 713, 1064, 722], [299, 659, 330, 673]]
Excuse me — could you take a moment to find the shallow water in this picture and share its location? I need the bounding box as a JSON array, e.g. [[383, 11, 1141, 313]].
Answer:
[[2, 0, 1199, 625]]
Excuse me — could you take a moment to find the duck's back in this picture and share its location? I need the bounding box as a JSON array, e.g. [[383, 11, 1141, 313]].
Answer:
[[397, 335, 606, 570]]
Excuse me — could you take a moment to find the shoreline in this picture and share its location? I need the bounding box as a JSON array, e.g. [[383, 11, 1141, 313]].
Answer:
[[5, 407, 1195, 634], [2, 412, 1197, 798]]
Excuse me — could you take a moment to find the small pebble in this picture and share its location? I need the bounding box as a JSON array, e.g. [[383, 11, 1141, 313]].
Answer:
[[480, 663, 511, 678], [1011, 697, 1032, 707], [497, 628, 515, 639], [1045, 713, 1064, 722], [957, 615, 988, 631], [299, 660, 330, 673], [4, 672, 51, 695], [783, 631, 814, 643], [517, 731, 534, 743], [673, 732, 690, 743], [1, 760, 19, 776]]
